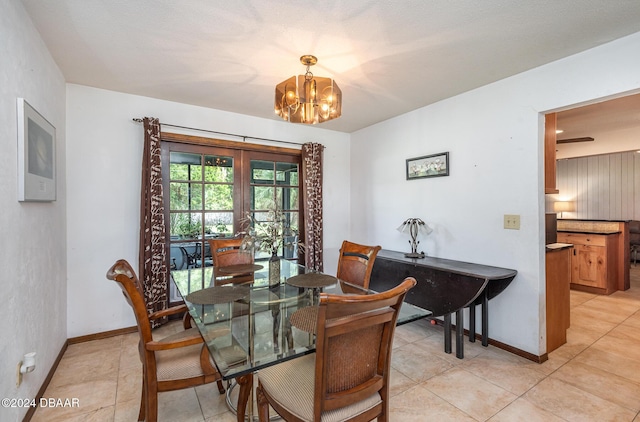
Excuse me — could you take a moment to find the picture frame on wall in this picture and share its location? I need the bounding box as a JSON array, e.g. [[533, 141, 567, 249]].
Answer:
[[406, 152, 449, 180], [17, 98, 56, 201]]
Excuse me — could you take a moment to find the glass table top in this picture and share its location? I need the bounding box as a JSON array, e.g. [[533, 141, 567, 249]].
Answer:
[[172, 259, 430, 380]]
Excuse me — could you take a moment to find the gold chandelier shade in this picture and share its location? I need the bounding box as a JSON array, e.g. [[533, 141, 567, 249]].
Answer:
[[275, 55, 342, 124]]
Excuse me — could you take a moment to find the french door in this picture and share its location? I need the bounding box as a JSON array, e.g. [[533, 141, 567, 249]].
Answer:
[[161, 137, 302, 304]]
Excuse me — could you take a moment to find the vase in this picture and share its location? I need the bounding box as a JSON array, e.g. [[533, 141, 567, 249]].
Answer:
[[268, 252, 281, 287]]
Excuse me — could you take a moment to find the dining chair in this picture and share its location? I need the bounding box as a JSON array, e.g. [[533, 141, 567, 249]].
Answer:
[[336, 240, 382, 289], [256, 277, 417, 422], [209, 237, 255, 285], [106, 259, 229, 422]]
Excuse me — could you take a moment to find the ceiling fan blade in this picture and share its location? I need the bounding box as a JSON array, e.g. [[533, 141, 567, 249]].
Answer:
[[556, 137, 594, 144]]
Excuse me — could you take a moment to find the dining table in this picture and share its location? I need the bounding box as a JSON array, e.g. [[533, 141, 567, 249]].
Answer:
[[172, 258, 431, 421]]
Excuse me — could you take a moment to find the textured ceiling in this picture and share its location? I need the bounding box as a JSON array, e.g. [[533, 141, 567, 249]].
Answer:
[[21, 0, 640, 133]]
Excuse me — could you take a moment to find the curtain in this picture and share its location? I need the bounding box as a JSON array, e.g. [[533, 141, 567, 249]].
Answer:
[[301, 142, 324, 271], [139, 117, 168, 327]]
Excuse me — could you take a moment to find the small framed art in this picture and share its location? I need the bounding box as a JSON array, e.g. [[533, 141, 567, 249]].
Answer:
[[406, 152, 449, 180], [17, 98, 56, 201]]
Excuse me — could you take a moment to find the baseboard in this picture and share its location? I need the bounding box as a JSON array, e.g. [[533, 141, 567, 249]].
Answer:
[[427, 317, 547, 363], [68, 326, 137, 344], [22, 340, 68, 422], [22, 326, 137, 422]]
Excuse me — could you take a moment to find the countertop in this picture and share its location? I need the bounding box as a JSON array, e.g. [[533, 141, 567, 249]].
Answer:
[[557, 229, 621, 235], [545, 243, 574, 252]]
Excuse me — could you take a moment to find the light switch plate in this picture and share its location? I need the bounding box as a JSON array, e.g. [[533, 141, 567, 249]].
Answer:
[[504, 214, 520, 230]]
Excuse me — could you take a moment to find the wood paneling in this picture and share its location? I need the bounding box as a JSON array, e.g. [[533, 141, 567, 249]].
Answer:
[[545, 113, 559, 194], [553, 151, 640, 220]]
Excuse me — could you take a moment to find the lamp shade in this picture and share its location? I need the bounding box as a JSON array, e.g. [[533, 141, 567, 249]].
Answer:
[[553, 201, 574, 213]]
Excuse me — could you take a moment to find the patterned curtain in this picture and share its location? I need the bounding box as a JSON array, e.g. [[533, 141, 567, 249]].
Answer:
[[301, 142, 324, 271], [139, 117, 168, 327]]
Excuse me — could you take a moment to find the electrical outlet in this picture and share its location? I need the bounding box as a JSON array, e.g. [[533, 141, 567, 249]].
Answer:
[[504, 214, 520, 230]]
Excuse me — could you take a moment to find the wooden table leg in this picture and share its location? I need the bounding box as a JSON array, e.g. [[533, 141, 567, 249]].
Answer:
[[455, 308, 464, 359], [481, 291, 489, 347], [468, 302, 476, 343], [236, 374, 253, 422], [444, 313, 452, 354]]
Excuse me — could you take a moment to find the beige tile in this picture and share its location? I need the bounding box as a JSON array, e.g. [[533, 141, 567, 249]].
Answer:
[[204, 410, 238, 421], [32, 405, 115, 422], [547, 323, 603, 362], [391, 343, 454, 383], [64, 336, 122, 358], [570, 290, 597, 308], [194, 382, 234, 420], [489, 397, 566, 422], [624, 310, 640, 329], [524, 377, 636, 421], [607, 322, 640, 342], [570, 306, 618, 334], [33, 379, 117, 421], [115, 365, 142, 404], [394, 319, 439, 343], [157, 388, 204, 422], [389, 384, 476, 422], [119, 338, 142, 371], [551, 360, 640, 412], [582, 295, 640, 318], [114, 398, 141, 422], [48, 348, 121, 388], [461, 348, 547, 395], [592, 331, 640, 363], [392, 333, 409, 349], [573, 347, 640, 384], [409, 331, 487, 366], [388, 367, 419, 397], [537, 351, 570, 375], [421, 367, 517, 421]]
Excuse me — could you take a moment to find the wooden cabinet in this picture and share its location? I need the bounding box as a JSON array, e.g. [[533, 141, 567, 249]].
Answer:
[[545, 113, 559, 194], [557, 232, 619, 295], [546, 246, 571, 353]]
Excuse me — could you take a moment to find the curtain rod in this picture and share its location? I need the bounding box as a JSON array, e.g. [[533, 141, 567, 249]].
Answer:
[[132, 118, 309, 147]]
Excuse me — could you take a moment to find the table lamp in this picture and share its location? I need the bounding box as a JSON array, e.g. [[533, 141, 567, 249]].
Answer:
[[396, 218, 432, 258], [553, 201, 575, 219]]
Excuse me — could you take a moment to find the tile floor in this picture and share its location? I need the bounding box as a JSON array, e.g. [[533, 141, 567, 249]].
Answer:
[[33, 267, 640, 421]]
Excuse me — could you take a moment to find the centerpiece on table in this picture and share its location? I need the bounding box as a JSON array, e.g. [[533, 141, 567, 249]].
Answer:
[[239, 201, 298, 287]]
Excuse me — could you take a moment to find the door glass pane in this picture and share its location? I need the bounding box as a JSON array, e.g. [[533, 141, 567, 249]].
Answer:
[[205, 212, 234, 237], [252, 186, 274, 210], [276, 162, 298, 186], [170, 182, 203, 211], [170, 152, 202, 181], [169, 182, 190, 210], [251, 160, 274, 184], [204, 155, 233, 183], [204, 184, 233, 210], [170, 212, 202, 240], [279, 187, 298, 211], [282, 212, 299, 259], [190, 183, 203, 210]]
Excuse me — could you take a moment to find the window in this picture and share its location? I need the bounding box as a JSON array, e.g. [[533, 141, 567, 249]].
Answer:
[[161, 134, 303, 304], [245, 152, 300, 260]]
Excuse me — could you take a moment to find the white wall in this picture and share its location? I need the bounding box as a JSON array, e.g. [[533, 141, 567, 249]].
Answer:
[[350, 32, 640, 356], [0, 0, 67, 420], [66, 85, 350, 337]]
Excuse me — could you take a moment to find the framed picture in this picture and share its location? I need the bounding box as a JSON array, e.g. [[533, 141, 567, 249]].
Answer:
[[406, 152, 449, 180], [17, 98, 56, 201]]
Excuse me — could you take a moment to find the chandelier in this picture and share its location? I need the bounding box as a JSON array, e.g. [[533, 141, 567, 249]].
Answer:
[[274, 55, 342, 124]]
